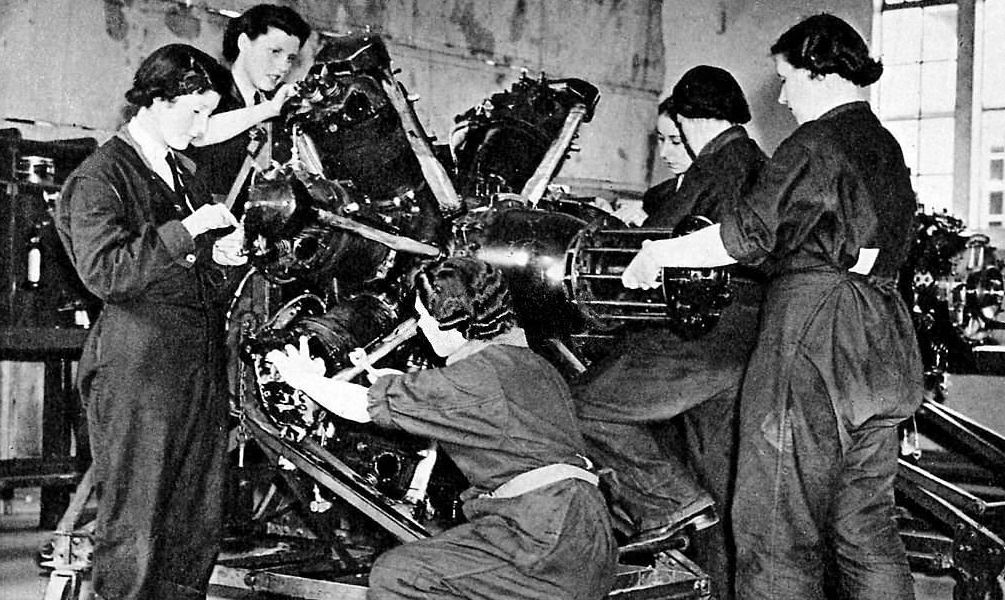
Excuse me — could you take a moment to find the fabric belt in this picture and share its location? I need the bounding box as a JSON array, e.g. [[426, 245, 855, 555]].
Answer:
[[481, 459, 599, 499]]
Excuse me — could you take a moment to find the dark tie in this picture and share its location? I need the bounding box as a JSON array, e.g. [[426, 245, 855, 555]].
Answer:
[[165, 152, 195, 214]]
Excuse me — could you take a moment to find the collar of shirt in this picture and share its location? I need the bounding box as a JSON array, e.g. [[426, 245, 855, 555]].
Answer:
[[126, 120, 175, 190], [445, 327, 530, 365]]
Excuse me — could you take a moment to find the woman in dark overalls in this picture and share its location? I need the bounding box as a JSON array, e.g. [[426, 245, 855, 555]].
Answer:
[[268, 257, 617, 600], [577, 66, 766, 600], [55, 45, 244, 599], [622, 14, 923, 600]]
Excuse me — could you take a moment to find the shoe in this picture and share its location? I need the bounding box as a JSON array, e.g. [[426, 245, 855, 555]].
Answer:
[[620, 495, 719, 554]]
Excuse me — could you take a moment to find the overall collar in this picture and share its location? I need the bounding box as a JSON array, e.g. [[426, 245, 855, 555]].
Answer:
[[696, 125, 749, 159], [445, 327, 529, 365], [816, 100, 871, 122]]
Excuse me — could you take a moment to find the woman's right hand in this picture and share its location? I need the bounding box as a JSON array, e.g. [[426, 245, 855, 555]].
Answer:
[[265, 84, 299, 117], [613, 204, 648, 227], [181, 203, 239, 238], [266, 336, 326, 391], [621, 240, 663, 289]]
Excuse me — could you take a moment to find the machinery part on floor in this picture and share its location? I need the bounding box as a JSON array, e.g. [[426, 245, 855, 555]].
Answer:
[[896, 400, 1005, 600]]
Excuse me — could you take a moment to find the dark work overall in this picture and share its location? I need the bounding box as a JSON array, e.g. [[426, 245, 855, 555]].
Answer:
[[366, 342, 618, 600], [56, 134, 230, 600], [573, 126, 766, 600], [720, 102, 924, 600]]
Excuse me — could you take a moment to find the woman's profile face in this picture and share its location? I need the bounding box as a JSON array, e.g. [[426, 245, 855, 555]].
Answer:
[[774, 55, 817, 124], [656, 114, 692, 176], [150, 90, 221, 150]]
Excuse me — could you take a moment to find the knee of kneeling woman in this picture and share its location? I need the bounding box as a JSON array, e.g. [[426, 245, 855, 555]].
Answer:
[[367, 546, 426, 598]]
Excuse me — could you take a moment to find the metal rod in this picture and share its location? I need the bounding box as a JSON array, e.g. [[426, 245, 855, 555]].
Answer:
[[519, 105, 587, 206], [315, 210, 441, 257], [331, 318, 419, 382], [379, 71, 463, 213]]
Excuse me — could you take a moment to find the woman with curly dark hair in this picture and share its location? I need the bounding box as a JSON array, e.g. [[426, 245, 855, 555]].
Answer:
[[268, 256, 618, 600], [622, 14, 923, 600], [55, 44, 243, 599]]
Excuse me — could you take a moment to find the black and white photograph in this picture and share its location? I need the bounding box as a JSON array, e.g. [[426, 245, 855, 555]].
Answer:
[[0, 1, 1003, 599]]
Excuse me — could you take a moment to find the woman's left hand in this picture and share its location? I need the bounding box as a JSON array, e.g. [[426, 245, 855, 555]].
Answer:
[[621, 240, 662, 289], [212, 225, 248, 266]]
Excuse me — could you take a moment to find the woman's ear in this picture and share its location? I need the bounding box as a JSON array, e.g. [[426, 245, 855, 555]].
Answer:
[[237, 32, 251, 55]]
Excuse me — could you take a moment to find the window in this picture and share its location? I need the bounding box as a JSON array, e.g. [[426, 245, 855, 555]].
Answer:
[[976, 0, 1005, 228], [876, 0, 1005, 234], [877, 0, 958, 215]]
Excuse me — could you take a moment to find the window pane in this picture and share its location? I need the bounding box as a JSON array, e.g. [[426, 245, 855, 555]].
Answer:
[[882, 8, 922, 64], [916, 174, 953, 214], [920, 60, 957, 115], [885, 120, 920, 175], [978, 110, 1005, 229], [917, 117, 955, 174], [980, 111, 1005, 176], [990, 191, 1004, 215], [992, 159, 1004, 181], [879, 64, 921, 119], [921, 4, 958, 61], [981, 0, 1005, 108]]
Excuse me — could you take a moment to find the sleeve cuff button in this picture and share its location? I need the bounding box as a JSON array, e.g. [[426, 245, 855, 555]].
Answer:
[[185, 254, 196, 263]]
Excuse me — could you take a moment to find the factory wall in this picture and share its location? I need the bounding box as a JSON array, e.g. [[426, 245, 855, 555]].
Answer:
[[660, 0, 875, 154], [0, 0, 665, 196]]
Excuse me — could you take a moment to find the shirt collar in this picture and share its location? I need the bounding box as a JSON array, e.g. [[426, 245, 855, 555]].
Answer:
[[126, 119, 169, 167], [445, 327, 529, 365], [120, 120, 198, 176]]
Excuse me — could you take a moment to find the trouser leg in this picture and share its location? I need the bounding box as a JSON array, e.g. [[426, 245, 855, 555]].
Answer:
[[368, 503, 616, 600], [87, 368, 225, 600], [733, 357, 915, 600], [676, 390, 739, 600], [733, 360, 838, 600], [830, 426, 914, 600], [579, 417, 707, 532]]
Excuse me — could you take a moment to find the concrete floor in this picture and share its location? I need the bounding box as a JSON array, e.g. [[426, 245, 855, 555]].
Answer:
[[0, 489, 250, 600], [0, 487, 962, 600]]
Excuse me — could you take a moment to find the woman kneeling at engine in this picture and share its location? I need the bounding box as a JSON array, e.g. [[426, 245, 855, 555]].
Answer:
[[267, 256, 617, 600]]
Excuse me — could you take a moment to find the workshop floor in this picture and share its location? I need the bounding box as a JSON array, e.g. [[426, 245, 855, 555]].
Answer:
[[0, 487, 960, 600]]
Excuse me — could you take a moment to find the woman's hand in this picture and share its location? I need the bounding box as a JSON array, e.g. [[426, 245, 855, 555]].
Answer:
[[182, 203, 239, 238], [347, 348, 404, 384], [264, 84, 299, 117], [613, 204, 648, 227], [621, 240, 663, 289], [212, 225, 247, 266], [266, 336, 326, 391]]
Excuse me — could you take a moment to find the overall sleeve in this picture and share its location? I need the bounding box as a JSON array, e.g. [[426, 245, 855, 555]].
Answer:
[[61, 174, 196, 303], [366, 358, 503, 451], [720, 139, 814, 266]]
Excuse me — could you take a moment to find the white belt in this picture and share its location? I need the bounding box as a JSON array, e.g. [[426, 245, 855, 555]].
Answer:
[[482, 459, 598, 499]]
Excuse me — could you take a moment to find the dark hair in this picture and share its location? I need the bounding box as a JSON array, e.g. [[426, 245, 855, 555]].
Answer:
[[223, 4, 311, 63], [124, 44, 230, 107], [416, 257, 517, 341], [771, 13, 883, 86], [662, 65, 751, 124]]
